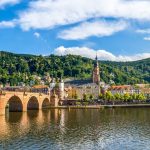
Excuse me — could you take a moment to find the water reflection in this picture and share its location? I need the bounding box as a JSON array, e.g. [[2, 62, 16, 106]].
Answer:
[[6, 112, 23, 123], [0, 108, 150, 149]]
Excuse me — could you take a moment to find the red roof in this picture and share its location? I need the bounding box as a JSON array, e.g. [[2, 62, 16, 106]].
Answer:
[[111, 85, 131, 90], [32, 85, 49, 89]]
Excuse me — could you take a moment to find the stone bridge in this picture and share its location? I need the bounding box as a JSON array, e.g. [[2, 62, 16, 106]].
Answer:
[[0, 91, 54, 115]]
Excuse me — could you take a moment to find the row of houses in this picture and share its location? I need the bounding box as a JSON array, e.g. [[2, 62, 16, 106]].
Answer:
[[110, 84, 150, 96], [110, 85, 140, 95], [65, 83, 150, 99]]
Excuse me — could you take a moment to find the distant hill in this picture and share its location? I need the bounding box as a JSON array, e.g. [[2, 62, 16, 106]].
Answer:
[[0, 51, 150, 86]]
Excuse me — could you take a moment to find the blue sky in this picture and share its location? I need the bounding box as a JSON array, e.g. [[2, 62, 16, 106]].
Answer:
[[0, 0, 150, 61]]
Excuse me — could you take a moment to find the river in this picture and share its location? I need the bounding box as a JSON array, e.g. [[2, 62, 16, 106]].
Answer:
[[0, 108, 150, 150]]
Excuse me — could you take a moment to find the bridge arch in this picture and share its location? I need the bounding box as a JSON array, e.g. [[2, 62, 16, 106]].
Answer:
[[6, 96, 23, 112], [42, 98, 50, 109], [27, 96, 39, 110]]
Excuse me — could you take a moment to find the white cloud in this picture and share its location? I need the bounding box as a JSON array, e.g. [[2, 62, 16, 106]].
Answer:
[[58, 20, 128, 40], [136, 28, 150, 41], [0, 0, 20, 8], [144, 37, 150, 41], [54, 46, 150, 62], [0, 20, 17, 28], [136, 29, 150, 34], [17, 0, 150, 31], [34, 32, 40, 38]]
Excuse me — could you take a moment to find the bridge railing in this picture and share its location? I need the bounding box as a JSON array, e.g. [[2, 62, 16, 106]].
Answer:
[[0, 89, 50, 96]]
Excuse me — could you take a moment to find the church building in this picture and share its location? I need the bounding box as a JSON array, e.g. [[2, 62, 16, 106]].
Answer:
[[64, 53, 101, 99], [92, 54, 100, 85]]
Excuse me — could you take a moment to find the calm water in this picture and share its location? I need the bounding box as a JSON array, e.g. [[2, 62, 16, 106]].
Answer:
[[0, 108, 150, 150]]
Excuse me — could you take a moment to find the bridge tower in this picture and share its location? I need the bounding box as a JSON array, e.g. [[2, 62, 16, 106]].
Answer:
[[50, 78, 56, 90], [58, 77, 64, 100]]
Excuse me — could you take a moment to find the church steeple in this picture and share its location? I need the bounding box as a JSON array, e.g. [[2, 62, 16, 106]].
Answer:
[[94, 52, 99, 67], [96, 52, 98, 61], [92, 52, 100, 85]]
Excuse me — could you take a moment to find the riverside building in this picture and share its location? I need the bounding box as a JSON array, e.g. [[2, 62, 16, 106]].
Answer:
[[64, 54, 101, 99]]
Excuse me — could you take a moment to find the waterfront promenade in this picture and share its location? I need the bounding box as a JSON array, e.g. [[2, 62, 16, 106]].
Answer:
[[51, 103, 150, 109]]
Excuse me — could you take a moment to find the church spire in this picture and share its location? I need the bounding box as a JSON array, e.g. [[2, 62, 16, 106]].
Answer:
[[95, 51, 98, 61], [92, 51, 100, 85], [94, 51, 99, 67]]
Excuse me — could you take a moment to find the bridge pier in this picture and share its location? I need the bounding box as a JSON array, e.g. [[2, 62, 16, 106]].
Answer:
[[0, 96, 6, 115], [51, 94, 59, 107], [0, 109, 5, 115], [22, 103, 27, 112]]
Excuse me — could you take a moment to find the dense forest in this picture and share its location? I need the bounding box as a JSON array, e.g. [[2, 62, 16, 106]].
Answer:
[[0, 51, 150, 86]]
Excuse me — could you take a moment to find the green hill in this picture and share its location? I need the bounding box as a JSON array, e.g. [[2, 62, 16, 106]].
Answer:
[[0, 51, 150, 86]]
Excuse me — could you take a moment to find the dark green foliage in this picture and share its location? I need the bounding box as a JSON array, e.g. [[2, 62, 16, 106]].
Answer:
[[0, 51, 150, 86]]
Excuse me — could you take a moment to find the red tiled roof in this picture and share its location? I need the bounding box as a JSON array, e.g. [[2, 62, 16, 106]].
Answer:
[[32, 85, 49, 89], [110, 85, 131, 90]]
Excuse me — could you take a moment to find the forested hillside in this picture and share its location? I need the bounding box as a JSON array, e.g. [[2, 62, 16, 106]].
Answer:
[[0, 51, 150, 86]]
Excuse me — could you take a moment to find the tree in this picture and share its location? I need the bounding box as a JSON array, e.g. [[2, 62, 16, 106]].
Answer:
[[137, 93, 146, 101], [119, 94, 125, 102], [123, 93, 130, 102], [105, 91, 113, 101], [89, 94, 94, 100], [131, 93, 138, 100], [114, 93, 121, 101], [98, 93, 104, 99], [0, 51, 150, 86], [74, 93, 78, 100], [83, 93, 88, 101]]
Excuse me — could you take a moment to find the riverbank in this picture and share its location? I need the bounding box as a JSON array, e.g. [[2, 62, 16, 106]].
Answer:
[[50, 104, 150, 109]]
